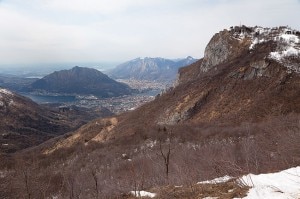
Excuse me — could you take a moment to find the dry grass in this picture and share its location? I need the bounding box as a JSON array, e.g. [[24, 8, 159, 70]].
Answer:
[[120, 179, 249, 199]]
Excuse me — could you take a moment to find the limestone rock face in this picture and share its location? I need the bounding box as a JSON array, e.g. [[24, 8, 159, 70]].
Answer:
[[200, 28, 252, 73], [200, 25, 300, 75], [201, 30, 233, 72]]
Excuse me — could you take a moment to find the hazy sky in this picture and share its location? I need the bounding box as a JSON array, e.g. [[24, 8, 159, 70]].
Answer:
[[0, 0, 300, 68]]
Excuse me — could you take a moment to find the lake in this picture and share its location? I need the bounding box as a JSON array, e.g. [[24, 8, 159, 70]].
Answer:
[[22, 89, 161, 104], [22, 94, 77, 104]]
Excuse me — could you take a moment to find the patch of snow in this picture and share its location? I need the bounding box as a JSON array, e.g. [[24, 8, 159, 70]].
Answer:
[[130, 190, 156, 198], [237, 166, 300, 199], [0, 88, 13, 96], [0, 171, 8, 178], [145, 140, 157, 148], [8, 99, 14, 106], [175, 185, 183, 188], [249, 38, 266, 50], [198, 175, 233, 184], [269, 39, 300, 73], [141, 139, 157, 150], [267, 28, 300, 73], [235, 26, 300, 62], [249, 38, 259, 50], [197, 166, 300, 199], [270, 46, 300, 61], [280, 34, 300, 43]]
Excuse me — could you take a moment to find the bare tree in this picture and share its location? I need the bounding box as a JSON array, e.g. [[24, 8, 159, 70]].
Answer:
[[22, 169, 31, 199], [157, 127, 173, 181], [91, 168, 100, 199]]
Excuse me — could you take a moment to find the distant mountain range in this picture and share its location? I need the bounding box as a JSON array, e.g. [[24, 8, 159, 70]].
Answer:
[[108, 56, 198, 83], [25, 66, 133, 97]]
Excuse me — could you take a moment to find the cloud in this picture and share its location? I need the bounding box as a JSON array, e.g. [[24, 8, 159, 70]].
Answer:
[[0, 0, 300, 66]]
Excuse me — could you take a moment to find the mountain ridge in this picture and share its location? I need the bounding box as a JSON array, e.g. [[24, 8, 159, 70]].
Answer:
[[0, 88, 75, 153], [108, 56, 198, 83]]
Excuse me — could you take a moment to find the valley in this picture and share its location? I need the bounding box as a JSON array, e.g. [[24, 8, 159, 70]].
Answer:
[[2, 0, 300, 198], [0, 25, 300, 199]]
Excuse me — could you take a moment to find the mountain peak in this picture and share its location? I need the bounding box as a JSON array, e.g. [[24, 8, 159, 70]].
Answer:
[[109, 57, 198, 83], [200, 25, 300, 73], [28, 67, 132, 97], [71, 66, 81, 70]]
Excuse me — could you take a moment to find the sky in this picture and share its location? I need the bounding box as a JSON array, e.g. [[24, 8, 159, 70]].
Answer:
[[0, 0, 300, 69]]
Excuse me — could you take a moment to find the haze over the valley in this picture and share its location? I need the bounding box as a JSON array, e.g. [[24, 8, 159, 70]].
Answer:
[[0, 0, 300, 70]]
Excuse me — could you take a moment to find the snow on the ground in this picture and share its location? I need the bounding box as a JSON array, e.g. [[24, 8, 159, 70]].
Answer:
[[232, 26, 300, 61], [270, 32, 300, 62], [197, 175, 233, 184], [238, 166, 300, 199], [0, 88, 13, 96], [0, 88, 15, 106], [280, 34, 300, 43], [197, 166, 300, 199], [130, 190, 156, 198], [270, 46, 300, 61]]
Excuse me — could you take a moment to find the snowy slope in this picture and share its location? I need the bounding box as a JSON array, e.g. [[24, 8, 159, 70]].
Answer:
[[128, 167, 300, 198], [130, 191, 156, 198], [239, 166, 300, 199], [198, 166, 300, 199], [231, 26, 300, 73], [0, 88, 14, 106]]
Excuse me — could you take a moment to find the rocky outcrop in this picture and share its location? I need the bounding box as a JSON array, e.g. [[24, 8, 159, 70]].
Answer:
[[151, 26, 300, 125], [200, 28, 251, 72], [199, 25, 300, 75]]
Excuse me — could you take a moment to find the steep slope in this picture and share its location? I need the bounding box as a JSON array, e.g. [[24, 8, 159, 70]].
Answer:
[[109, 57, 198, 83], [149, 26, 300, 125], [37, 25, 300, 159], [0, 88, 81, 153], [38, 25, 300, 151], [27, 66, 133, 97]]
